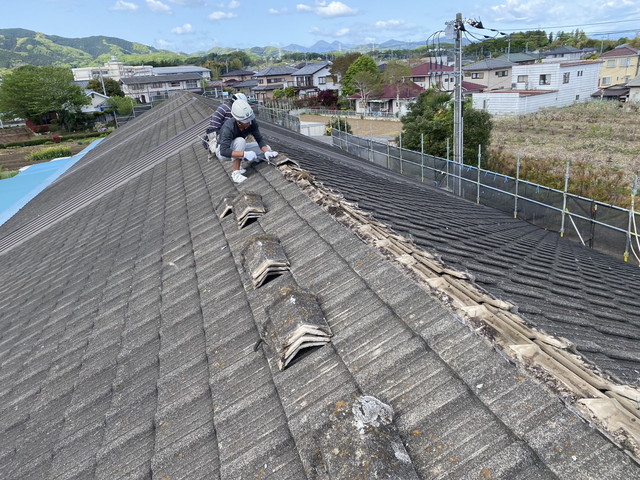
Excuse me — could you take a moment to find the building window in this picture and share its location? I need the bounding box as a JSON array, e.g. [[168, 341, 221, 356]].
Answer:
[[602, 77, 612, 86], [151, 83, 163, 88], [620, 58, 630, 67], [319, 76, 326, 85], [517, 75, 528, 83], [577, 70, 583, 77], [576, 95, 580, 101], [471, 72, 484, 79], [606, 59, 616, 67], [539, 74, 550, 85], [495, 70, 509, 77], [563, 72, 570, 84], [170, 81, 181, 87]]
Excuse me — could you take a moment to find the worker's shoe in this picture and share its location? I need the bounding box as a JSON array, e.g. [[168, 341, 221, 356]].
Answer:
[[231, 170, 247, 183]]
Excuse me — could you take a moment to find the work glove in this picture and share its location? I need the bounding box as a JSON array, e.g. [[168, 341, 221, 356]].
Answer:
[[244, 151, 257, 162], [264, 151, 279, 161]]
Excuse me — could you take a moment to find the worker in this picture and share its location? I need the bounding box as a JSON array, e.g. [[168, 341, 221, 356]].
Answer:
[[216, 99, 278, 183]]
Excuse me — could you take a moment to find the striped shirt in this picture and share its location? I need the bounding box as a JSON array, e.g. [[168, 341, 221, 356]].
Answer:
[[207, 103, 232, 134]]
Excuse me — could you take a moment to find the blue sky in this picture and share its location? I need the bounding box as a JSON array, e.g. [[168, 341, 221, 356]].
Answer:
[[3, 0, 640, 54]]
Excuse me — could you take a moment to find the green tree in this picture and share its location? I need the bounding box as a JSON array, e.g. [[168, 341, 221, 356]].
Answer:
[[329, 52, 361, 83], [0, 66, 89, 126], [382, 60, 412, 107], [107, 96, 134, 115], [342, 55, 379, 96], [283, 86, 296, 99], [351, 71, 382, 113], [399, 89, 492, 166], [86, 77, 124, 97]]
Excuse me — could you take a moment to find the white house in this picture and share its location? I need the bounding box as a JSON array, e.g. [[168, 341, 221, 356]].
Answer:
[[72, 59, 153, 82], [120, 74, 203, 104], [81, 90, 110, 113], [472, 60, 602, 115], [292, 62, 338, 98], [628, 76, 640, 105]]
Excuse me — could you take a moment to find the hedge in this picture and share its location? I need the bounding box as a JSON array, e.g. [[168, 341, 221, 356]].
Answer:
[[0, 132, 109, 149], [25, 146, 73, 162]]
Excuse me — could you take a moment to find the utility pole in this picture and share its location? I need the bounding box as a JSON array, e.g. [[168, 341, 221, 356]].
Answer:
[[453, 12, 464, 195]]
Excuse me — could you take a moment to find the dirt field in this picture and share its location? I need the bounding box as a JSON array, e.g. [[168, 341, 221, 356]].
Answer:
[[300, 114, 403, 138]]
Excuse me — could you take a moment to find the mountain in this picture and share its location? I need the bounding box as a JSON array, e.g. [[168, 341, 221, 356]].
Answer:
[[0, 28, 160, 69]]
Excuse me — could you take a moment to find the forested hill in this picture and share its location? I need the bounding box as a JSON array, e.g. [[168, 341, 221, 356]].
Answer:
[[0, 28, 160, 68]]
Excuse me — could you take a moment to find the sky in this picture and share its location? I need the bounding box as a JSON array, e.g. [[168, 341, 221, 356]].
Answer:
[[3, 0, 640, 54]]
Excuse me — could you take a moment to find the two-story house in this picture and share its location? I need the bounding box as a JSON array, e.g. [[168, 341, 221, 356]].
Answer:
[[462, 58, 515, 90], [471, 60, 602, 115], [252, 66, 297, 103], [598, 45, 640, 88], [120, 74, 203, 104], [221, 69, 256, 87], [407, 62, 454, 91], [292, 61, 338, 99], [539, 46, 583, 63], [72, 59, 153, 82], [350, 82, 423, 117]]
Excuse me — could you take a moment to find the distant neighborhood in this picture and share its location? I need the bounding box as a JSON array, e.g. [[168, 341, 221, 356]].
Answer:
[[69, 43, 640, 119]]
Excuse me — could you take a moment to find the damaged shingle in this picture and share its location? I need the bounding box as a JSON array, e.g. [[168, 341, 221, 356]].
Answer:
[[242, 234, 290, 288]]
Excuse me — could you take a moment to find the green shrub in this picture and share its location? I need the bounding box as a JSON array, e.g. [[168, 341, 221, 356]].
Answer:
[[25, 146, 73, 162], [0, 170, 19, 180], [325, 116, 353, 135]]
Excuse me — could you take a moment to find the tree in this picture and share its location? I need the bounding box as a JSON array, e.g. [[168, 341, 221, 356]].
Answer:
[[342, 55, 380, 96], [0, 66, 90, 127], [351, 71, 381, 113], [108, 96, 134, 115], [86, 77, 124, 97], [382, 60, 412, 110], [399, 89, 492, 166], [329, 52, 361, 83]]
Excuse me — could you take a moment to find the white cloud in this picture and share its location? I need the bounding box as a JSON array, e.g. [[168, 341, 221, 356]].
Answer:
[[167, 0, 204, 5], [316, 1, 357, 17], [209, 11, 237, 20], [297, 4, 313, 12], [172, 23, 195, 34], [375, 19, 407, 29], [146, 0, 172, 13], [111, 1, 138, 11], [227, 0, 240, 8]]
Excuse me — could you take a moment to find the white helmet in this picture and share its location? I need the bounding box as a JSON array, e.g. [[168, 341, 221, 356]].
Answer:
[[231, 92, 247, 102], [231, 99, 255, 123]]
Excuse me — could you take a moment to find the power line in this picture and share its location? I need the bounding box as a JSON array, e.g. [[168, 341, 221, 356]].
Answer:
[[497, 18, 640, 32]]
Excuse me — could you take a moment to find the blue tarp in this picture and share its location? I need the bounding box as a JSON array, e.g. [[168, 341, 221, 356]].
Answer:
[[0, 138, 104, 227]]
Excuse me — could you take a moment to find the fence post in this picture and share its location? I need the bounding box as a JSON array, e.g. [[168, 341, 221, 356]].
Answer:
[[560, 161, 570, 238], [624, 175, 638, 263], [421, 133, 425, 183], [477, 145, 482, 204], [387, 141, 390, 169], [446, 138, 450, 191], [399, 132, 403, 175], [514, 155, 520, 218]]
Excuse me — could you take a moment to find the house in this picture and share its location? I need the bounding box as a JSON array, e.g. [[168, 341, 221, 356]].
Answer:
[[598, 44, 640, 87], [462, 58, 515, 90], [220, 69, 256, 85], [120, 73, 203, 103], [539, 45, 583, 63], [252, 66, 297, 103], [628, 75, 640, 104], [472, 60, 602, 114], [153, 65, 211, 81], [291, 61, 338, 98], [1, 91, 638, 478], [407, 62, 455, 91], [81, 90, 110, 113], [350, 82, 423, 116], [71, 59, 153, 82], [591, 84, 630, 102]]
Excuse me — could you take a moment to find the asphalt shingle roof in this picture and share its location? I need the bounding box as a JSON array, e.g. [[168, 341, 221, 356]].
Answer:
[[1, 92, 639, 479]]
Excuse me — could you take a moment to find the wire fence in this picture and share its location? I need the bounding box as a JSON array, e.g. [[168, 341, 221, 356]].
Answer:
[[331, 128, 640, 265]]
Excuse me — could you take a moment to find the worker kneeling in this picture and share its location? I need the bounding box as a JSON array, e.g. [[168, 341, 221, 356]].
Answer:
[[216, 99, 278, 184]]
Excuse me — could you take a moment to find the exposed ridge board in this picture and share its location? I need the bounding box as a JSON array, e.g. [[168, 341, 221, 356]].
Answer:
[[278, 159, 640, 464], [0, 120, 207, 255]]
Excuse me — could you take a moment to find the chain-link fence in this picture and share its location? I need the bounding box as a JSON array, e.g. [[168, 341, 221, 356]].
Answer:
[[331, 128, 640, 265]]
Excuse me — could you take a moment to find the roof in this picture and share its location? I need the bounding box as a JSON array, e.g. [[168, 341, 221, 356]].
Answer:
[[153, 66, 210, 75], [221, 69, 256, 77], [254, 66, 297, 77], [1, 92, 639, 478], [293, 62, 331, 76], [494, 52, 538, 63], [463, 58, 515, 71], [411, 63, 454, 75], [461, 80, 486, 92], [600, 45, 640, 58], [120, 73, 202, 85], [543, 46, 582, 55]]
